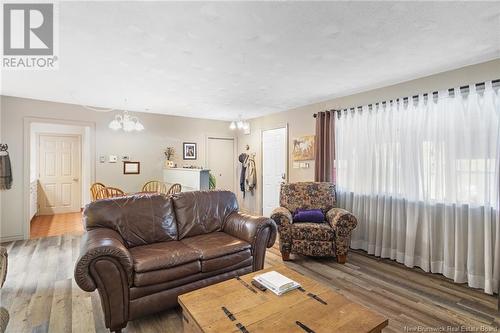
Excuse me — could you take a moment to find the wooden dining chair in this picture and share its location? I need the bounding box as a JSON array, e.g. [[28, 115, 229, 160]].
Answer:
[[142, 180, 168, 194], [97, 187, 125, 199], [90, 182, 106, 201], [167, 183, 182, 195]]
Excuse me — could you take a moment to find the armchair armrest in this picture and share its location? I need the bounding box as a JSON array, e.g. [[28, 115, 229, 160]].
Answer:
[[224, 212, 277, 249], [74, 228, 133, 292], [326, 208, 358, 261], [326, 208, 358, 234], [270, 207, 293, 226]]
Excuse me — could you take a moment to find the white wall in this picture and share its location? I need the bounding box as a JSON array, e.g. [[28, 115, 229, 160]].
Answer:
[[237, 58, 500, 215], [0, 96, 234, 241]]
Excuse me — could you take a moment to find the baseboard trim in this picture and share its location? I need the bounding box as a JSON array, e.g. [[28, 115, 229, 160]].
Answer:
[[1, 234, 25, 244]]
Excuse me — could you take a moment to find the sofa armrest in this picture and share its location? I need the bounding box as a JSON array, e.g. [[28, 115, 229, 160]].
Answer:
[[74, 228, 133, 292], [224, 212, 277, 271], [270, 207, 293, 226], [224, 212, 277, 249]]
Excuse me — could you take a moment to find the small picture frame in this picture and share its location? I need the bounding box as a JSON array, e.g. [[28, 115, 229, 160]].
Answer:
[[123, 161, 140, 174], [183, 142, 197, 160]]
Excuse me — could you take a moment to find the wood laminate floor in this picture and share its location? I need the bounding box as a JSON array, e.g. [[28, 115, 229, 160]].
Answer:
[[30, 213, 84, 239], [1, 234, 498, 333]]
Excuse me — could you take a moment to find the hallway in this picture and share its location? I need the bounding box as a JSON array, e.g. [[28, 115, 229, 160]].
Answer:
[[30, 213, 84, 239]]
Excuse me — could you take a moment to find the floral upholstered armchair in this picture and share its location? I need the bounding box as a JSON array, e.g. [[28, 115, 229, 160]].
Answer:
[[270, 182, 357, 264]]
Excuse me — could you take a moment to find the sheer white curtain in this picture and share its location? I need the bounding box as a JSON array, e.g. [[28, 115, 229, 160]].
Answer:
[[335, 81, 500, 294]]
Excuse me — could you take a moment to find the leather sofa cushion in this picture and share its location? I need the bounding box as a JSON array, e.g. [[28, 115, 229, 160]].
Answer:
[[134, 261, 201, 287], [83, 193, 178, 248], [201, 249, 252, 272], [172, 191, 238, 239], [181, 232, 250, 260], [130, 260, 253, 300], [291, 222, 334, 241], [130, 241, 201, 273]]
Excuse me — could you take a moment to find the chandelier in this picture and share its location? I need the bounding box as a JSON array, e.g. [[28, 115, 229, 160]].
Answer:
[[108, 111, 145, 132], [229, 116, 250, 132]]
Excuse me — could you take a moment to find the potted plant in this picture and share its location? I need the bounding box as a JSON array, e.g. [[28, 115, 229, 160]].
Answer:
[[164, 147, 175, 168]]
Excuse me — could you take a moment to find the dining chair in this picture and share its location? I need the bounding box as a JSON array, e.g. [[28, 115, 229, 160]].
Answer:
[[90, 182, 106, 201], [141, 180, 168, 194], [97, 187, 125, 199], [167, 183, 182, 195]]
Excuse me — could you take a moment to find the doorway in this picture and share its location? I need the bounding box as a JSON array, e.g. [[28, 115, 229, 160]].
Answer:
[[262, 127, 287, 217], [206, 137, 236, 191], [27, 121, 93, 239]]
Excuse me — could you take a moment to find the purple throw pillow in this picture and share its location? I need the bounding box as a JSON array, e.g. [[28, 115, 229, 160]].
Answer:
[[293, 209, 325, 223]]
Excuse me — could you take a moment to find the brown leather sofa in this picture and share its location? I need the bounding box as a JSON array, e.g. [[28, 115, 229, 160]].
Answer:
[[74, 191, 277, 332]]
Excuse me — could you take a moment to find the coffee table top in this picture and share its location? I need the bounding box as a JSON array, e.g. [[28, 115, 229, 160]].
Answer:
[[178, 265, 389, 333]]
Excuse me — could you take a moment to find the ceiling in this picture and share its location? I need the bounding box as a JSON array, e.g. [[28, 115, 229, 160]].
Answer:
[[2, 1, 500, 121]]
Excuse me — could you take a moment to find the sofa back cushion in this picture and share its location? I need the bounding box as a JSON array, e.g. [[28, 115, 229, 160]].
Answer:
[[83, 193, 178, 248], [172, 191, 238, 239], [280, 182, 336, 214]]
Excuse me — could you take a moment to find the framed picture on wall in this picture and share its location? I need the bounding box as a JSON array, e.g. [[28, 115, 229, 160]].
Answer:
[[123, 161, 140, 174], [183, 142, 197, 160]]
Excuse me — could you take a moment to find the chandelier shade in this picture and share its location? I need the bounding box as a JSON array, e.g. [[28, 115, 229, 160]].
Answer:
[[108, 111, 145, 132]]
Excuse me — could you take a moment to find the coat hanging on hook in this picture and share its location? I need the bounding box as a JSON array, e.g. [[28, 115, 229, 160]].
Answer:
[[0, 144, 12, 190]]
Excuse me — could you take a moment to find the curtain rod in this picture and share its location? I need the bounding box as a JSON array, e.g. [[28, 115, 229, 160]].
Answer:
[[313, 79, 500, 118]]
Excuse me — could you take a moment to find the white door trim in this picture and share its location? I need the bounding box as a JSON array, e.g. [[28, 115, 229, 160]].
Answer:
[[260, 124, 289, 216], [23, 117, 96, 240], [204, 135, 238, 193]]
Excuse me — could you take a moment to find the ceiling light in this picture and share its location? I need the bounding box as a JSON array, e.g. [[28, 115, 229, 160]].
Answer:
[[109, 111, 144, 132], [229, 116, 250, 133]]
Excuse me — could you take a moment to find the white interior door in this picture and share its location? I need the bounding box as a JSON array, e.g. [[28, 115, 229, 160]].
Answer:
[[262, 127, 287, 217], [207, 137, 235, 191], [38, 134, 81, 215]]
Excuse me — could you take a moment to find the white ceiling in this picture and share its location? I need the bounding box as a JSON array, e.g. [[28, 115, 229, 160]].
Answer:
[[2, 1, 500, 121]]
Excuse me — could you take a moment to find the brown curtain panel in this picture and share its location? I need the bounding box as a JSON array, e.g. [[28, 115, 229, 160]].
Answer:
[[314, 110, 335, 182]]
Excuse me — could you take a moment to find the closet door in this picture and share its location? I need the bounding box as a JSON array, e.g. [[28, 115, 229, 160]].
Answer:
[[207, 137, 235, 191]]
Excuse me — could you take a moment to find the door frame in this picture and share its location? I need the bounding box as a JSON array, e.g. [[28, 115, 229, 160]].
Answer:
[[23, 117, 96, 240], [260, 124, 289, 216], [204, 135, 238, 193], [37, 133, 82, 215]]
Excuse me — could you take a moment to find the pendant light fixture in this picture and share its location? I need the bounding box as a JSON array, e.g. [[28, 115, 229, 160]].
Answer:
[[229, 115, 250, 133], [109, 111, 145, 132]]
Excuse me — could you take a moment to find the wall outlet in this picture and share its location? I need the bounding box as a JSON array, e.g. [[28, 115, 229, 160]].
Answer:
[[99, 155, 106, 163]]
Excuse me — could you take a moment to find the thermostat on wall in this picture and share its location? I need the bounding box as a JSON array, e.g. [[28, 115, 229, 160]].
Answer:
[[109, 155, 118, 163]]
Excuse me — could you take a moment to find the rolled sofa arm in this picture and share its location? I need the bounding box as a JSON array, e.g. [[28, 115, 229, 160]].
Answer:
[[224, 212, 277, 248], [74, 228, 133, 292], [326, 208, 358, 258], [224, 212, 277, 271]]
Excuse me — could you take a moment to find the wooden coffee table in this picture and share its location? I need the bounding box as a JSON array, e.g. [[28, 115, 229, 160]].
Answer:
[[178, 265, 388, 333]]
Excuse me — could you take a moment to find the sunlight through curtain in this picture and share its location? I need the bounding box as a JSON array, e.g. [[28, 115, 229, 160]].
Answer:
[[335, 81, 500, 294]]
